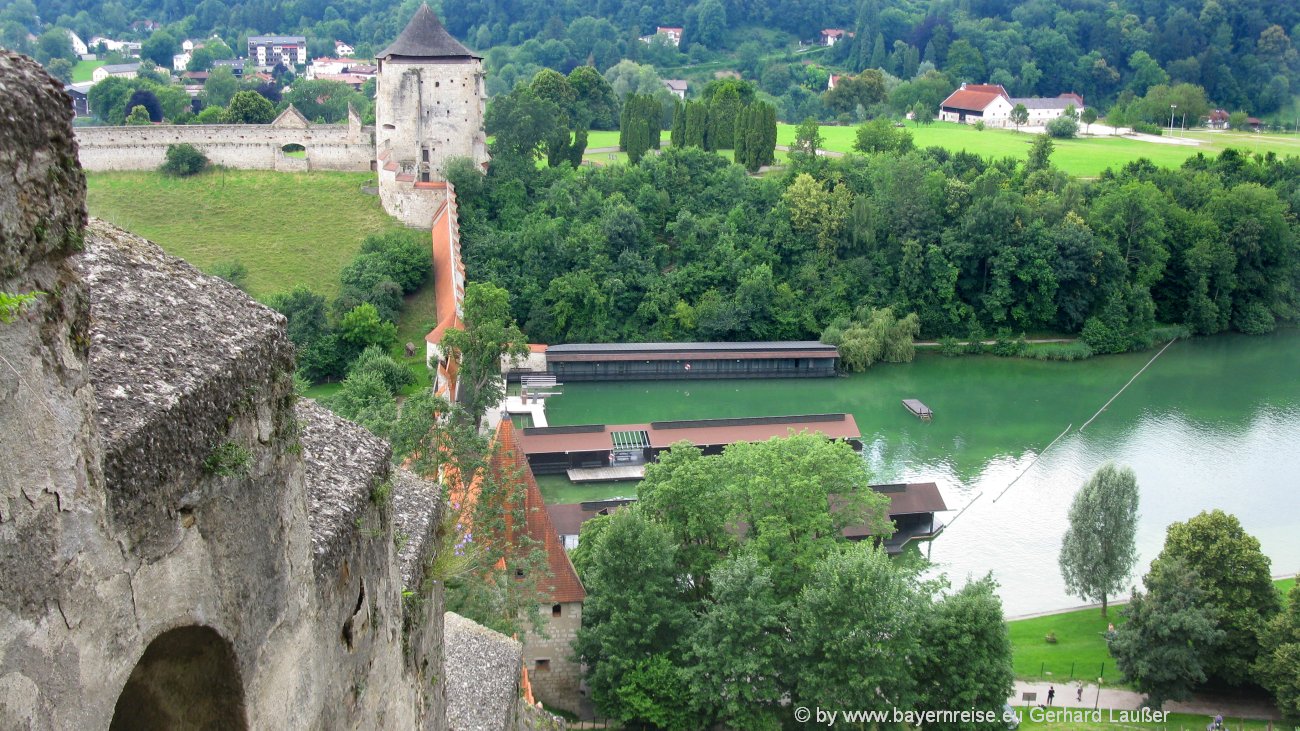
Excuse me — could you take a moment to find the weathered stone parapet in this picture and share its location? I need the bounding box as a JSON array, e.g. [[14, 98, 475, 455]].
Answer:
[[444, 612, 523, 731], [391, 467, 442, 588], [74, 220, 298, 559], [297, 399, 393, 574]]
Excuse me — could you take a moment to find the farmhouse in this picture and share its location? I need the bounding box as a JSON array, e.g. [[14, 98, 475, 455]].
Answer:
[[655, 26, 683, 46], [663, 79, 688, 99], [820, 29, 850, 46], [939, 82, 1085, 127], [91, 62, 139, 83]]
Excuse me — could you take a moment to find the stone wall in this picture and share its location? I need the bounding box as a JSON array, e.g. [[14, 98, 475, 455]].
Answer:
[[74, 109, 373, 172]]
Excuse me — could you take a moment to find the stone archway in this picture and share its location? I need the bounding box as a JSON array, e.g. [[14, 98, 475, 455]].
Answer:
[[109, 626, 248, 731]]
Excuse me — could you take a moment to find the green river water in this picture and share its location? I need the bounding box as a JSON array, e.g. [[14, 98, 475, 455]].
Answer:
[[542, 330, 1300, 615]]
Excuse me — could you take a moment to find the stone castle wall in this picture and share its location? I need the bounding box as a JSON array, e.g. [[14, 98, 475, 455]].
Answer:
[[74, 118, 373, 172], [1, 52, 542, 731], [375, 59, 487, 183]]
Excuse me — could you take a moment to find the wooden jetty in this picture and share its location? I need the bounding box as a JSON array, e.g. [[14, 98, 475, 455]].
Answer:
[[902, 399, 933, 421]]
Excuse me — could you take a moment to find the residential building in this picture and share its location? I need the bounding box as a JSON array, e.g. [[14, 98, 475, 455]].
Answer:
[[247, 35, 307, 69], [828, 74, 841, 90], [308, 57, 352, 79], [663, 79, 687, 99], [182, 39, 195, 52], [64, 83, 92, 117], [67, 30, 88, 56], [820, 28, 848, 46], [173, 52, 191, 71], [335, 40, 355, 56], [1207, 109, 1229, 129], [212, 58, 244, 78], [655, 26, 683, 46], [938, 82, 1085, 127], [92, 63, 140, 84]]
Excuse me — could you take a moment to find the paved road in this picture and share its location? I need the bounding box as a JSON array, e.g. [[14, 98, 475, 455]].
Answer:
[[1010, 681, 1281, 721]]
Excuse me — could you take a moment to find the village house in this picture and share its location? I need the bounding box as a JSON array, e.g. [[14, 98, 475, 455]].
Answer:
[[828, 74, 842, 90], [655, 26, 683, 46], [335, 40, 355, 56], [820, 29, 849, 46], [938, 82, 1085, 127], [91, 62, 139, 83], [663, 79, 688, 99], [172, 52, 190, 71], [308, 57, 353, 79], [64, 82, 92, 116], [212, 58, 244, 77]]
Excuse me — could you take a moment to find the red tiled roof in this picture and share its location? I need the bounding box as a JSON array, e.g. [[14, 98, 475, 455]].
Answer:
[[821, 29, 846, 37], [939, 85, 1008, 112], [528, 343, 548, 353], [495, 422, 586, 604]]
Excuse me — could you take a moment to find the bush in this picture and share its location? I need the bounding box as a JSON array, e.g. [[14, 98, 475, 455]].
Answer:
[[160, 143, 209, 176], [1149, 324, 1191, 342], [1045, 115, 1078, 139], [990, 330, 1027, 357], [973, 120, 986, 131], [1132, 121, 1163, 135], [1080, 316, 1128, 354], [209, 260, 249, 291], [348, 345, 415, 394], [1232, 301, 1276, 335], [938, 336, 963, 357], [1027, 342, 1094, 361]]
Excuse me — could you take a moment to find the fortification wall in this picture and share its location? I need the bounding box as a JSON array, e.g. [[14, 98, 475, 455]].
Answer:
[[74, 122, 374, 172]]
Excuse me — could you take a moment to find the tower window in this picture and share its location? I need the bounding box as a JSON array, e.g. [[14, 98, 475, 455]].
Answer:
[[534, 659, 551, 672], [551, 604, 562, 617]]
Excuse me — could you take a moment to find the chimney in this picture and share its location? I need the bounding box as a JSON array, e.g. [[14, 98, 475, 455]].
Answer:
[[960, 82, 967, 89]]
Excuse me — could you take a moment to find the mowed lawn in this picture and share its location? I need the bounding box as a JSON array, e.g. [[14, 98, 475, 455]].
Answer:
[[1016, 712, 1278, 731], [72, 59, 104, 82], [1008, 577, 1296, 685], [776, 121, 1300, 177], [87, 170, 404, 301]]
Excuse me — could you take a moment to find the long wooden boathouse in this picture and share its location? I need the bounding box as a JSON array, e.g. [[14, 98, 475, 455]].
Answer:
[[537, 341, 840, 381], [546, 482, 947, 555], [517, 413, 862, 475]]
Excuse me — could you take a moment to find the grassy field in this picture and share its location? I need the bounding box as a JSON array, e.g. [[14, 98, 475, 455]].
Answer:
[[72, 59, 104, 82], [1009, 577, 1296, 685], [775, 121, 1300, 177], [86, 170, 402, 301]]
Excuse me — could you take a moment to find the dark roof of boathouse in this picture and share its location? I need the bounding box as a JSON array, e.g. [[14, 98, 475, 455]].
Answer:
[[545, 341, 838, 362], [517, 413, 860, 455]]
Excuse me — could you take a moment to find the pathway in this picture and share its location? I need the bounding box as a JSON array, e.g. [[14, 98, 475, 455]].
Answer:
[[1010, 681, 1281, 721]]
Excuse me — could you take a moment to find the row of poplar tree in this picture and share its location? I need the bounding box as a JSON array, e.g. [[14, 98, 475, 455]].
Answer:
[[619, 91, 778, 172]]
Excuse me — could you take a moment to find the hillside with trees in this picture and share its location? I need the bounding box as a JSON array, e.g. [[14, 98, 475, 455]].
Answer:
[[8, 0, 1299, 127], [454, 94, 1300, 348]]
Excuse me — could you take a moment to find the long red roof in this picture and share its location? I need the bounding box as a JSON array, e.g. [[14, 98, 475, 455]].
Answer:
[[939, 84, 1008, 112], [494, 421, 586, 604]]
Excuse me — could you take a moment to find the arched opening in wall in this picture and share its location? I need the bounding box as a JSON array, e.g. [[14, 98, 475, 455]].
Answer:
[[109, 626, 248, 731], [281, 143, 306, 159], [382, 123, 396, 130]]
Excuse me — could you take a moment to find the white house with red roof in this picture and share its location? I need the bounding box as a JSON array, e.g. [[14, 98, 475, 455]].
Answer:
[[821, 29, 849, 46], [939, 82, 1085, 127]]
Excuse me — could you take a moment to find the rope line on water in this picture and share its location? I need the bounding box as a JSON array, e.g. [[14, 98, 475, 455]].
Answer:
[[990, 422, 1074, 504], [1078, 338, 1179, 432]]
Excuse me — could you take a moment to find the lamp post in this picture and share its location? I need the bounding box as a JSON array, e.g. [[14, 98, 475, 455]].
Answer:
[[1170, 104, 1177, 135]]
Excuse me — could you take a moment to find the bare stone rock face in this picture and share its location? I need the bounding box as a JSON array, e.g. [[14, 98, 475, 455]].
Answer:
[[1, 52, 523, 731]]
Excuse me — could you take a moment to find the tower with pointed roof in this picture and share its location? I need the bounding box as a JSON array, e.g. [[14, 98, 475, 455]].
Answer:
[[375, 4, 488, 227]]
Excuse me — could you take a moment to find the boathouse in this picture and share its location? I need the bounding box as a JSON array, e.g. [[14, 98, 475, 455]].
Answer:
[[841, 482, 948, 554], [537, 341, 839, 381], [546, 483, 947, 554], [517, 413, 862, 475]]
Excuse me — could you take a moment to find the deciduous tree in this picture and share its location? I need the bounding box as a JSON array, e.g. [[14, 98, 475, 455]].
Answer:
[[1058, 463, 1141, 617]]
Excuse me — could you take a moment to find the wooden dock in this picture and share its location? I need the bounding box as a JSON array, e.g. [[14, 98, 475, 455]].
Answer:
[[902, 399, 933, 421], [567, 465, 646, 483]]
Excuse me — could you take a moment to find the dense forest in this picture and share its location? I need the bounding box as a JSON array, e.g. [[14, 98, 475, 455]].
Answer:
[[7, 0, 1299, 122], [451, 107, 1300, 349]]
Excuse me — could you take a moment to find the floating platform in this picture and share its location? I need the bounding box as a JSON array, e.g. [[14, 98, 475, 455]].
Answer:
[[567, 465, 646, 482], [902, 398, 933, 421]]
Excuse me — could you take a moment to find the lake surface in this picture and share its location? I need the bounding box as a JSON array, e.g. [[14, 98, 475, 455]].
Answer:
[[543, 331, 1300, 615]]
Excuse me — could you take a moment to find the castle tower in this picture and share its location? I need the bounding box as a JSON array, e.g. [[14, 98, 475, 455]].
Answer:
[[376, 4, 488, 227]]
